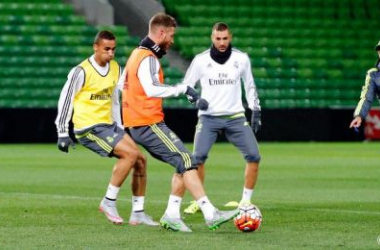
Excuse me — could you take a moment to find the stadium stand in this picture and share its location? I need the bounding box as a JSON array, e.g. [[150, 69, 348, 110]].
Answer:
[[162, 0, 380, 108], [0, 0, 184, 108], [1, 1, 379, 109]]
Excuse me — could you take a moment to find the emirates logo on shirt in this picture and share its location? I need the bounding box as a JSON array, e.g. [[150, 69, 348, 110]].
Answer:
[[208, 72, 237, 85], [90, 94, 112, 100], [90, 88, 112, 100]]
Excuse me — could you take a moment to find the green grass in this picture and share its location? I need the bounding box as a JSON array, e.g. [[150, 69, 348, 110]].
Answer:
[[0, 142, 379, 249]]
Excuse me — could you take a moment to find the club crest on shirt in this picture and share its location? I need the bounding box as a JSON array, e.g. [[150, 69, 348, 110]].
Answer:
[[234, 61, 239, 69], [106, 136, 114, 143]]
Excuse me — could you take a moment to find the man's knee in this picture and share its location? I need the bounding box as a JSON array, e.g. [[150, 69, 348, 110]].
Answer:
[[176, 162, 198, 175], [118, 147, 139, 162], [134, 153, 147, 172], [194, 154, 207, 165], [245, 154, 261, 163], [182, 167, 198, 176], [138, 153, 147, 165]]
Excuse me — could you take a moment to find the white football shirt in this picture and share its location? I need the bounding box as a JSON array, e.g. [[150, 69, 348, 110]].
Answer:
[[183, 48, 260, 116]]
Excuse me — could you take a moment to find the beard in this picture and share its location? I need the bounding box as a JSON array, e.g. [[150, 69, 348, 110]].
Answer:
[[160, 40, 172, 52]]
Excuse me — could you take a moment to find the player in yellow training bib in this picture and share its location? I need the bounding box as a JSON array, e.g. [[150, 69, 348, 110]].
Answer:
[[55, 30, 158, 226]]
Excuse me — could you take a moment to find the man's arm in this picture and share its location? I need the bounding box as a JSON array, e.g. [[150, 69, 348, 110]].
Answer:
[[54, 66, 84, 152], [180, 55, 209, 110], [182, 56, 202, 88], [242, 54, 261, 112], [138, 56, 187, 98], [242, 54, 261, 133], [353, 69, 378, 121], [112, 66, 123, 128]]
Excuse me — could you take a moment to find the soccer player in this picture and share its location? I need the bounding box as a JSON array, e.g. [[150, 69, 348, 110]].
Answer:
[[350, 40, 380, 130], [181, 22, 262, 214], [55, 30, 158, 226], [121, 13, 238, 232]]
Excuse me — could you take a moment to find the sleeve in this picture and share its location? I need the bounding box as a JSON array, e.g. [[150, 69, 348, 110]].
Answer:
[[182, 56, 201, 88], [54, 67, 85, 138], [137, 56, 187, 98], [117, 66, 125, 92], [353, 69, 378, 119], [111, 65, 123, 129], [242, 54, 261, 111]]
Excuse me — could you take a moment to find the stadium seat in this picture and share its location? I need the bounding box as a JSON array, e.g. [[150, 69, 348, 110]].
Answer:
[[0, 0, 152, 109]]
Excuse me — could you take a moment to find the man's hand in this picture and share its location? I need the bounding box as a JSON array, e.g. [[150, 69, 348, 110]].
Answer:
[[196, 98, 209, 111], [57, 137, 75, 153], [251, 110, 262, 134], [185, 86, 200, 103], [349, 116, 362, 131]]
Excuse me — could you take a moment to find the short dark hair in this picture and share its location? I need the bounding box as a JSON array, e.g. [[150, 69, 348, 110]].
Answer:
[[149, 13, 177, 30], [94, 30, 116, 44], [212, 22, 229, 32]]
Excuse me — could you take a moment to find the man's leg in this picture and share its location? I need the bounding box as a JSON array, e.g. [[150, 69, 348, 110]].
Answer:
[[163, 170, 238, 231], [182, 169, 239, 230], [130, 123, 238, 231], [160, 173, 192, 232], [123, 132, 147, 197], [100, 134, 140, 224], [244, 162, 259, 189], [116, 134, 159, 226], [225, 117, 261, 206], [76, 124, 140, 224], [110, 134, 140, 186], [240, 162, 259, 205], [184, 116, 219, 214], [197, 163, 205, 183]]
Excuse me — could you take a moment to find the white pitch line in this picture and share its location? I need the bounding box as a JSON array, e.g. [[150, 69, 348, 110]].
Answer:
[[0, 192, 168, 204], [304, 208, 380, 216], [2, 192, 379, 215]]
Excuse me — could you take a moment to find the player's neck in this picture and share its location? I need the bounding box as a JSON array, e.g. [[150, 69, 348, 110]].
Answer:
[[140, 36, 166, 58], [210, 44, 232, 64]]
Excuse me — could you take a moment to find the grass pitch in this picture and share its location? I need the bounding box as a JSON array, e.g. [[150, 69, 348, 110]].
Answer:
[[0, 142, 379, 249]]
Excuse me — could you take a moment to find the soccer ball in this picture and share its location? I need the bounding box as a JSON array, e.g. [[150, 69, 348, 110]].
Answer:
[[234, 204, 262, 232]]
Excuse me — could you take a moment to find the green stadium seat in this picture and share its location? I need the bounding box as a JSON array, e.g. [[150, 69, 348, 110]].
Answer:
[[253, 68, 267, 78], [297, 68, 313, 79], [164, 67, 183, 78], [251, 58, 269, 68], [326, 69, 343, 79], [0, 1, 146, 109]]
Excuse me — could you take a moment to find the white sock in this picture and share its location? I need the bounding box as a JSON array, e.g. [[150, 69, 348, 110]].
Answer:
[[242, 187, 254, 202], [132, 196, 145, 212], [197, 196, 216, 220], [105, 184, 120, 200], [164, 195, 182, 218]]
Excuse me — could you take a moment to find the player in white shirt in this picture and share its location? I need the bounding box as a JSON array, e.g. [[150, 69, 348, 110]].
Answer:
[[182, 22, 262, 214]]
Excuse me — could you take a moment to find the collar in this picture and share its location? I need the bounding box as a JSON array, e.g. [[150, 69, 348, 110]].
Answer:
[[210, 44, 232, 64], [88, 55, 109, 76], [139, 36, 166, 58]]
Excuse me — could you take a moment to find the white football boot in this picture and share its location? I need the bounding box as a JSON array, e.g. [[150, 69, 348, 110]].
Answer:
[[99, 198, 124, 224]]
